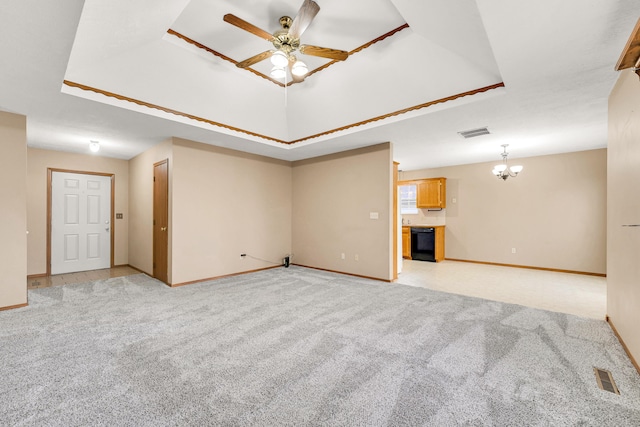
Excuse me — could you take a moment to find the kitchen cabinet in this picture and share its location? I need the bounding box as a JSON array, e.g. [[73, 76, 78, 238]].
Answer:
[[434, 226, 445, 261], [402, 227, 411, 259], [417, 178, 446, 209], [402, 226, 445, 262]]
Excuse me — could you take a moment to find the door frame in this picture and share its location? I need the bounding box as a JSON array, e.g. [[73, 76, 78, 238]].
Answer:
[[47, 168, 115, 276], [393, 161, 399, 280]]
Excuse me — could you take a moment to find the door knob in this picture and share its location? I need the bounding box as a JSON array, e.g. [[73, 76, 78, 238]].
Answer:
[[105, 227, 110, 231]]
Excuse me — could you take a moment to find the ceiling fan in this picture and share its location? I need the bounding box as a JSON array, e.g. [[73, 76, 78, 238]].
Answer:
[[223, 0, 349, 83]]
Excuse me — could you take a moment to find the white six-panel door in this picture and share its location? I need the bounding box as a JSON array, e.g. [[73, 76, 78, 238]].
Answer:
[[51, 172, 111, 275]]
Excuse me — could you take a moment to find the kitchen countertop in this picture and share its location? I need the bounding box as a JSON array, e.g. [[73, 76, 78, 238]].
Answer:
[[402, 225, 445, 228]]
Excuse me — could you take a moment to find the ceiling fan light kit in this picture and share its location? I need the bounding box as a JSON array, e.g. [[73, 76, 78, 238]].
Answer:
[[492, 144, 523, 180], [270, 51, 289, 67], [291, 60, 308, 76], [270, 66, 287, 79], [223, 0, 348, 83]]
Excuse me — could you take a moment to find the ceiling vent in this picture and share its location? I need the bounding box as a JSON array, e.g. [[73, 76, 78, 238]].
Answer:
[[458, 127, 490, 139]]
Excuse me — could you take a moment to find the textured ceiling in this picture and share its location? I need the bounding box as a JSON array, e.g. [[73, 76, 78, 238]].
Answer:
[[1, 0, 639, 170]]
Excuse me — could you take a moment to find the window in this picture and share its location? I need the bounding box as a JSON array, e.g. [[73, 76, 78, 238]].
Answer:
[[399, 184, 418, 214]]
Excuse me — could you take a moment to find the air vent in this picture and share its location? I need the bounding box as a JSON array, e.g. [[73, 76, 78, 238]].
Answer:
[[458, 127, 490, 139], [594, 367, 620, 394]]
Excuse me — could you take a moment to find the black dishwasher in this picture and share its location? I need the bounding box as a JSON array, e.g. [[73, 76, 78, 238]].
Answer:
[[411, 227, 435, 261]]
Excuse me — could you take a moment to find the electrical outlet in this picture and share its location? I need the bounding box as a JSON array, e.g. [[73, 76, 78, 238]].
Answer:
[[341, 253, 345, 260], [355, 254, 359, 261], [511, 248, 516, 254]]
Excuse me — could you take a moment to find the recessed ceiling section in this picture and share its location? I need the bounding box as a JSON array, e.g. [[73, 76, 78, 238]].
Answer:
[[63, 0, 504, 149], [168, 0, 407, 84]]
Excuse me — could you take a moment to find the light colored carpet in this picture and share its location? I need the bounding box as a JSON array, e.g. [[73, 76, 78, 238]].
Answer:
[[1, 266, 639, 426]]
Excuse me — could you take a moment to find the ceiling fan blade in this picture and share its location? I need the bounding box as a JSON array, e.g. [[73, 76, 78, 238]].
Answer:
[[289, 0, 320, 39], [223, 14, 275, 42], [299, 45, 349, 61], [236, 50, 274, 68]]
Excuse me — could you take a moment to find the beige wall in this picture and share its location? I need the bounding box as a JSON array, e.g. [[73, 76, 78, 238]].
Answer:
[[170, 138, 292, 284], [607, 69, 640, 363], [26, 148, 130, 275], [0, 111, 27, 308], [401, 149, 607, 274], [292, 143, 394, 280], [128, 139, 173, 278]]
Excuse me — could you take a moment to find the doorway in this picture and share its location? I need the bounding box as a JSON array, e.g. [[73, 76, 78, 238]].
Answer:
[[153, 159, 169, 284], [48, 169, 114, 275]]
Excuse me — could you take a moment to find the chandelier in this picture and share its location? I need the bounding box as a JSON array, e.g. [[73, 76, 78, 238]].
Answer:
[[492, 144, 523, 180]]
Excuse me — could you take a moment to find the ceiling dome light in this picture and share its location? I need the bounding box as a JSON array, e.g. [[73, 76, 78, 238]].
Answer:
[[270, 51, 289, 67], [89, 140, 100, 152], [270, 66, 286, 79], [291, 60, 308, 76]]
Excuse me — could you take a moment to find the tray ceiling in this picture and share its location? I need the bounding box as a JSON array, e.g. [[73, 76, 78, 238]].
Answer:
[[1, 0, 638, 169], [62, 0, 503, 146]]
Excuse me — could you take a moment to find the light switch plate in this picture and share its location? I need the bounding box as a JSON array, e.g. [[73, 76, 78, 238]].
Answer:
[[370, 212, 379, 219]]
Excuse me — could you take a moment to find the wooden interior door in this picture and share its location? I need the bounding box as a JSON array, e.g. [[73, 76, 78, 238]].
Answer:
[[153, 160, 169, 284]]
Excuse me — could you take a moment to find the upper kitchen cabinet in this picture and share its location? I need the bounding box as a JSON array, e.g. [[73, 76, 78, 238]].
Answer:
[[417, 178, 446, 209]]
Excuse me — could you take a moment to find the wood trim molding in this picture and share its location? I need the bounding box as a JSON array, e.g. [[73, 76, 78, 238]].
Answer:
[[288, 83, 505, 144], [63, 80, 289, 145], [444, 258, 606, 277], [292, 263, 392, 283], [47, 168, 116, 276], [166, 29, 286, 87], [615, 18, 640, 72], [606, 315, 640, 375], [297, 24, 410, 83], [63, 80, 503, 147], [167, 23, 410, 87], [169, 266, 281, 287], [0, 303, 28, 312]]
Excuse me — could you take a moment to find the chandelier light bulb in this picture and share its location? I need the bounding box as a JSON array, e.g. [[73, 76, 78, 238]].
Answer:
[[270, 66, 286, 79], [270, 51, 289, 67], [89, 140, 100, 152], [291, 60, 308, 76], [510, 165, 523, 174]]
